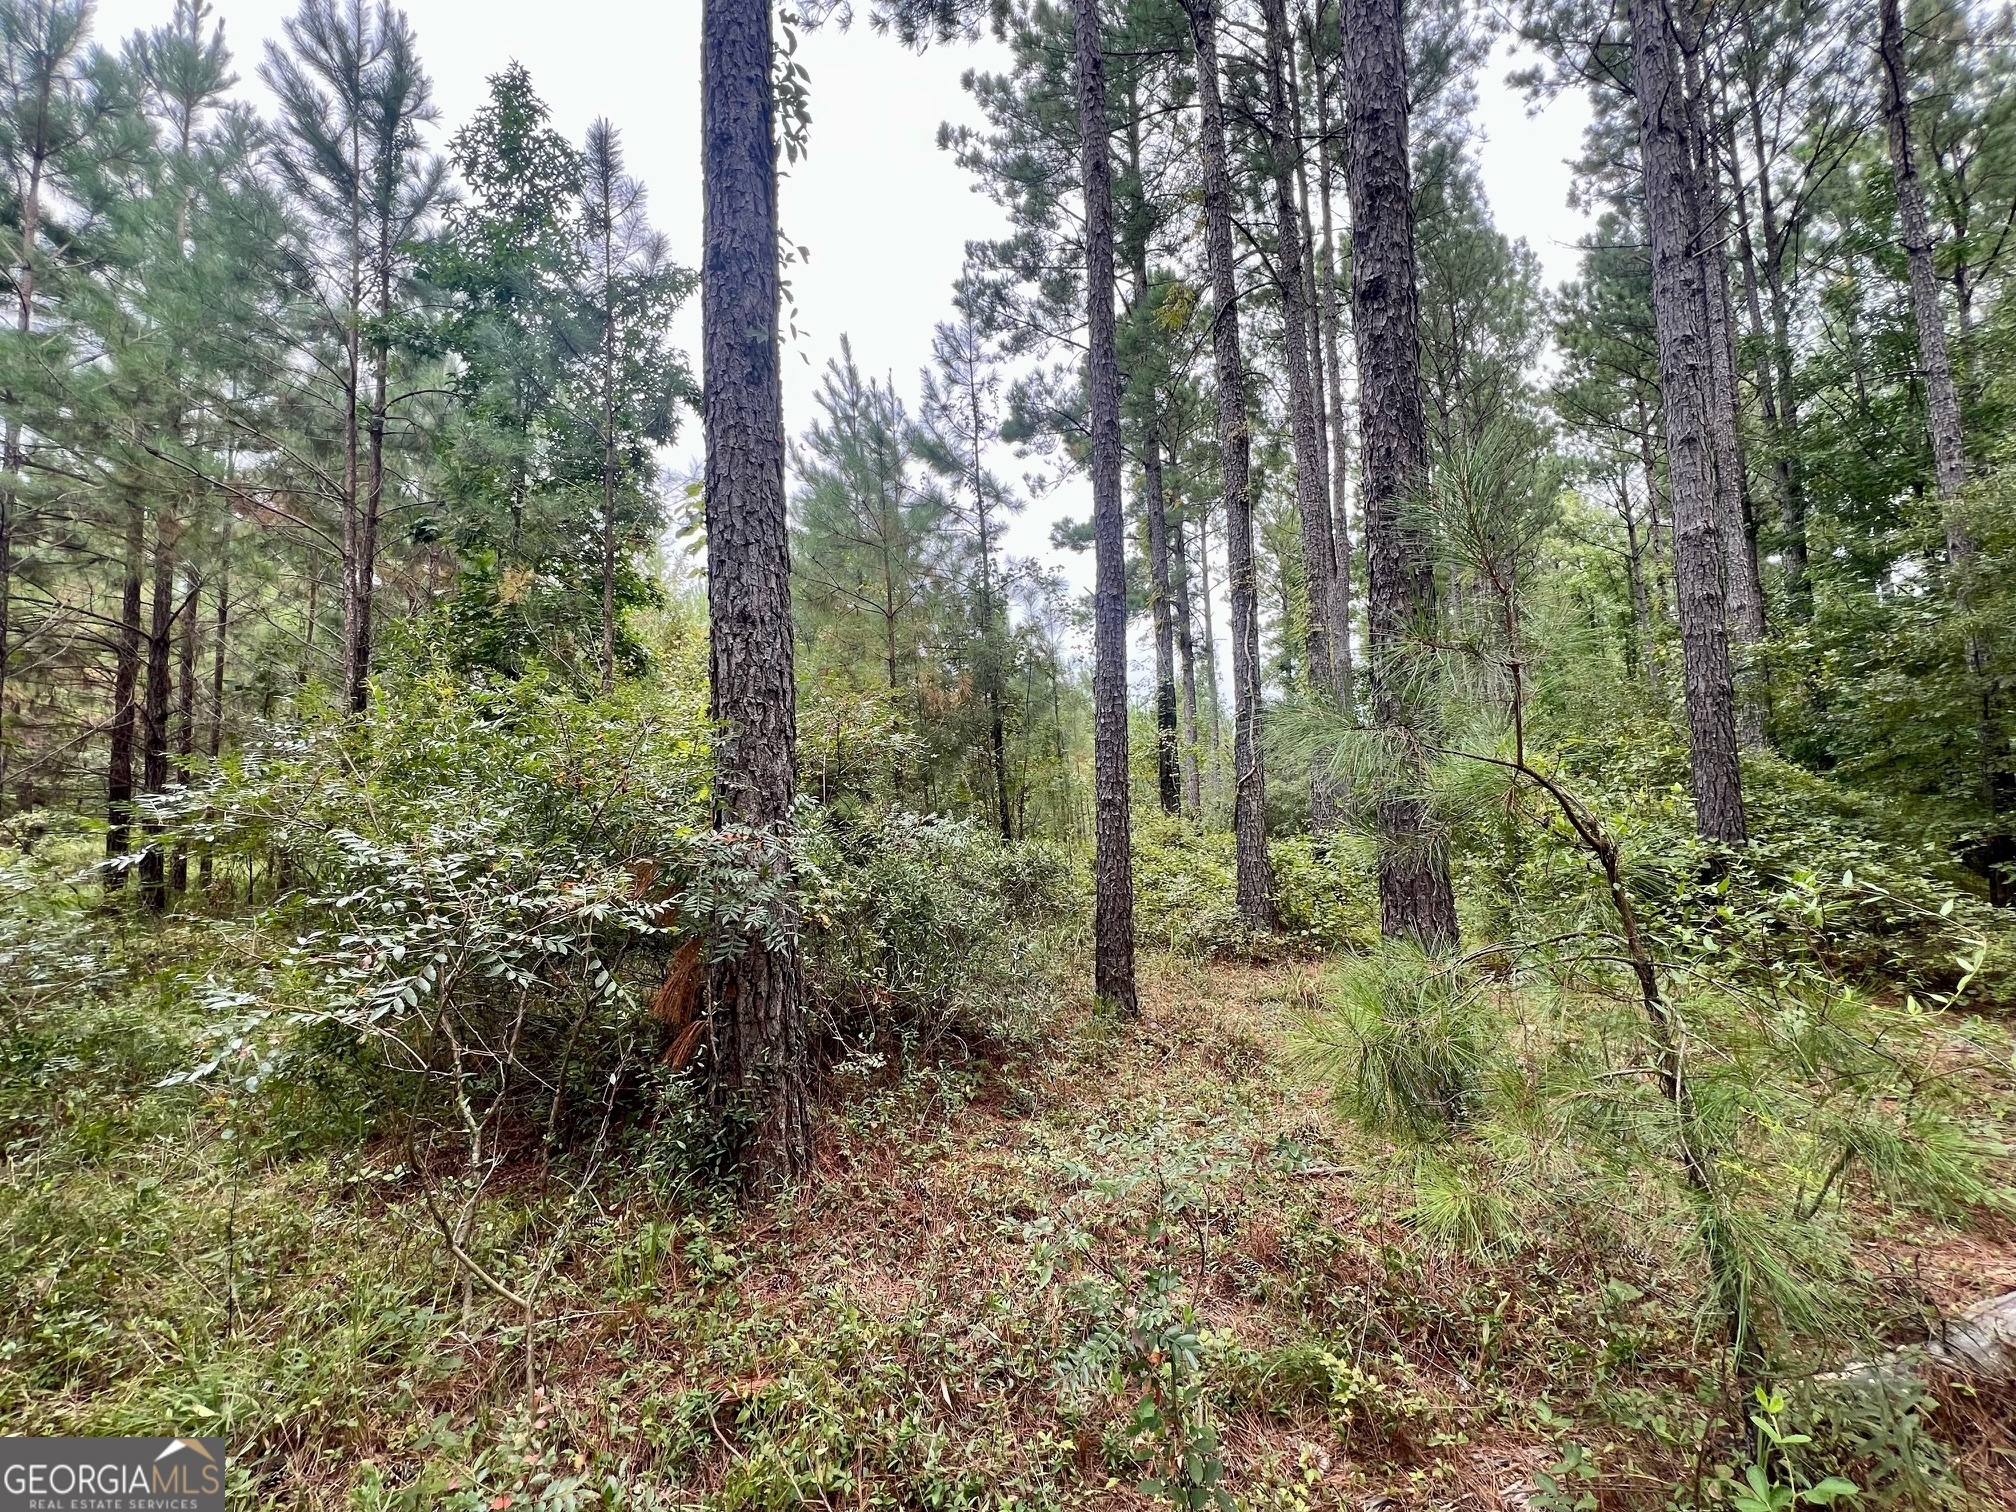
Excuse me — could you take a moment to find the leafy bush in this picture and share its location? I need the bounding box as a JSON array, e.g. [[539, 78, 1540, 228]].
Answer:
[[125, 656, 1070, 1182], [800, 810, 1074, 1057], [1131, 812, 1372, 958], [1474, 718, 2015, 1005]]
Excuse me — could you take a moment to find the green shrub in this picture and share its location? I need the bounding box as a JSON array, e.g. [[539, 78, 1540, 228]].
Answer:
[[1131, 812, 1371, 958], [800, 810, 1074, 1056]]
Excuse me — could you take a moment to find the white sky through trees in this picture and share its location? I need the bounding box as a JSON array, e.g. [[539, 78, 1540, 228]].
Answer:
[[92, 0, 1591, 666]]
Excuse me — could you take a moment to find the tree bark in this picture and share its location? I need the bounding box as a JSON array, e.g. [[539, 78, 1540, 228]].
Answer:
[[1342, 0, 1460, 947], [702, 0, 809, 1189], [1121, 103, 1180, 819], [1879, 0, 1966, 504], [600, 242, 621, 694], [172, 571, 198, 895], [1288, 25, 1333, 547], [1631, 0, 1747, 845], [1195, 500, 1225, 786], [1724, 66, 1808, 613], [200, 518, 229, 892], [106, 498, 145, 889], [1619, 474, 1656, 688], [1310, 4, 1357, 719], [1683, 49, 1767, 665], [1635, 392, 1672, 623], [958, 328, 1014, 842], [1074, 0, 1139, 1011], [1262, 0, 1342, 729], [1186, 0, 1278, 929], [1878, 0, 2009, 899], [1144, 433, 1181, 816], [351, 247, 388, 715], [339, 113, 363, 716], [1172, 514, 1203, 816], [139, 514, 176, 911]]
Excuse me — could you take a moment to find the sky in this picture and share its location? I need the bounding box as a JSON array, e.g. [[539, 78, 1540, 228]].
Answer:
[[92, 0, 1595, 668]]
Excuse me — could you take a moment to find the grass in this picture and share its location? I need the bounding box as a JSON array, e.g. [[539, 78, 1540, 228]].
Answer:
[[3, 935, 2014, 1510]]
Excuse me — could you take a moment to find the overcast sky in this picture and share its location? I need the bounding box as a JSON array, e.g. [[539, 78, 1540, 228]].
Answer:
[[92, 0, 1594, 666]]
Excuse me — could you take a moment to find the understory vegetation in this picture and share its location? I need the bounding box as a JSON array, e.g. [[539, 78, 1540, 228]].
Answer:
[[3, 605, 2012, 1508]]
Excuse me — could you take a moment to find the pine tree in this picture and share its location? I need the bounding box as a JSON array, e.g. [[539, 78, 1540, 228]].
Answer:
[[918, 310, 1023, 838], [0, 0, 92, 814], [1182, 0, 1277, 929], [702, 0, 807, 1189], [1072, 0, 1137, 1014], [1342, 0, 1460, 946], [571, 118, 694, 692], [1628, 0, 1745, 845], [263, 0, 441, 714], [794, 341, 947, 699]]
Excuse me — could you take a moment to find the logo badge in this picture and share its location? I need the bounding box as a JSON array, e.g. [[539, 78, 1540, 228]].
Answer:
[[0, 1438, 225, 1511]]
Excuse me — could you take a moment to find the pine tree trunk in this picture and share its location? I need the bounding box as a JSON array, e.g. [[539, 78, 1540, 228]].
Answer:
[[1342, 0, 1460, 947], [1173, 516, 1203, 816], [201, 527, 228, 892], [1197, 506, 1225, 781], [352, 239, 391, 716], [1310, 12, 1357, 718], [1686, 74, 1769, 772], [1724, 65, 1809, 615], [1144, 431, 1181, 815], [1746, 72, 1811, 616], [1186, 0, 1278, 928], [702, 0, 809, 1187], [601, 319, 620, 694], [1635, 394, 1673, 623], [1631, 0, 1747, 845], [1683, 50, 1767, 665], [1878, 0, 2009, 898], [966, 365, 1014, 842], [1729, 143, 1801, 608], [1288, 24, 1333, 532], [1620, 476, 1655, 685], [1074, 0, 1139, 1011], [1262, 0, 1342, 730], [1879, 0, 1966, 504], [139, 514, 175, 911], [172, 572, 197, 895], [340, 251, 362, 715], [1119, 108, 1182, 820], [106, 498, 145, 889]]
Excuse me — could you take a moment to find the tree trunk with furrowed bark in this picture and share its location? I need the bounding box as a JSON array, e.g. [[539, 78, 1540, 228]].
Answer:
[[1630, 0, 1747, 845], [1074, 0, 1138, 1011], [1342, 0, 1458, 947], [1185, 0, 1277, 929], [702, 0, 809, 1190]]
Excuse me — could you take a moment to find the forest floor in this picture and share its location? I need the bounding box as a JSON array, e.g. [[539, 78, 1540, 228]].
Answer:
[[8, 950, 2016, 1510]]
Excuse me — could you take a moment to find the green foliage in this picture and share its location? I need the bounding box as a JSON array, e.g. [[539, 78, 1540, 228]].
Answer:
[[800, 809, 1074, 1056], [1476, 649, 2016, 1005], [1130, 812, 1372, 958], [1291, 946, 1496, 1142], [1729, 1389, 1862, 1511]]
